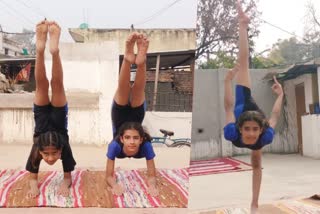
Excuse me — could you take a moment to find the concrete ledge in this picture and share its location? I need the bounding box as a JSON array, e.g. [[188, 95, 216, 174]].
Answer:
[[0, 92, 100, 109]]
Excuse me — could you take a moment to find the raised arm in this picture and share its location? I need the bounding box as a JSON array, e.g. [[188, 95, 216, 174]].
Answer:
[[268, 76, 284, 128]]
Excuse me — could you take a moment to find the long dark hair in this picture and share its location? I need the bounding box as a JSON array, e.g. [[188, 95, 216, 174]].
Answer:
[[115, 122, 152, 143], [31, 131, 64, 168], [236, 110, 269, 131]]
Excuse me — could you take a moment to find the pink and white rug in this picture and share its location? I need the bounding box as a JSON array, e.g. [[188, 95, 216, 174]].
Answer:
[[0, 168, 188, 208], [189, 157, 252, 176]]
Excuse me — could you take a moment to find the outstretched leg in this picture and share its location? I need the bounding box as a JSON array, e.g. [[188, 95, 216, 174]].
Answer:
[[114, 33, 138, 105], [34, 20, 50, 106], [28, 20, 49, 199], [235, 0, 251, 88], [131, 34, 149, 107], [48, 21, 66, 107]]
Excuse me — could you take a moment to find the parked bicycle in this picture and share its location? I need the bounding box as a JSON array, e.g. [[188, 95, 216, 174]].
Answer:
[[151, 129, 191, 147]]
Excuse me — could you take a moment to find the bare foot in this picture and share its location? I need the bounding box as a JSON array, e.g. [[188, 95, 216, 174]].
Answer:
[[48, 21, 61, 55], [135, 34, 149, 65], [35, 20, 48, 53], [57, 181, 70, 197], [27, 180, 40, 198], [251, 203, 259, 214], [124, 32, 138, 64]]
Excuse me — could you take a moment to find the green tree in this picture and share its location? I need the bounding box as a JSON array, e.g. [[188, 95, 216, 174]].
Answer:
[[199, 51, 236, 69], [268, 37, 309, 66], [251, 55, 276, 68]]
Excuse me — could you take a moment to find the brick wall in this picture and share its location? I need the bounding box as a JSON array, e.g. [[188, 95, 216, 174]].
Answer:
[[146, 69, 193, 94]]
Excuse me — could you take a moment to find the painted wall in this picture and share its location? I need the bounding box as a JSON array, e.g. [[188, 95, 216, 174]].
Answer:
[[191, 69, 223, 160], [44, 42, 118, 93], [302, 114, 320, 158], [0, 109, 34, 144]]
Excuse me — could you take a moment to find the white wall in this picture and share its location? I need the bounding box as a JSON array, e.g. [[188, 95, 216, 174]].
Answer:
[[302, 114, 320, 158], [44, 42, 118, 93], [0, 108, 102, 145], [0, 109, 34, 144]]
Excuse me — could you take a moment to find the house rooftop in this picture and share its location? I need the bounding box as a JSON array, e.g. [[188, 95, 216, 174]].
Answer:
[[263, 57, 320, 82]]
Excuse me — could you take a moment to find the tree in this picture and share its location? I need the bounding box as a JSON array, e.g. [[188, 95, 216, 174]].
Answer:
[[196, 0, 261, 60], [268, 37, 309, 66], [198, 51, 236, 69], [305, 1, 320, 34], [260, 2, 320, 68], [303, 1, 320, 60], [251, 55, 276, 69]]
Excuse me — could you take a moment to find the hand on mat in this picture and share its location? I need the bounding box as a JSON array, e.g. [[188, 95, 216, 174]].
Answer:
[[147, 185, 159, 197], [57, 181, 70, 197], [27, 185, 40, 198], [111, 184, 125, 196], [271, 76, 283, 96], [225, 63, 240, 81]]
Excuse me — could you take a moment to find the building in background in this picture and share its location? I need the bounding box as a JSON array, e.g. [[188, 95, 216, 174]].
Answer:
[[69, 27, 196, 112]]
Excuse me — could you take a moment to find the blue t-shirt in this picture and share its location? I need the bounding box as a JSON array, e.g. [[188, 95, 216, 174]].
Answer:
[[106, 140, 155, 160], [223, 123, 275, 150]]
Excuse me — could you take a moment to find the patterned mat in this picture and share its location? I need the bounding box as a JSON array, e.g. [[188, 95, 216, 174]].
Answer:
[[0, 168, 188, 208], [200, 196, 320, 214], [274, 197, 320, 214], [189, 157, 252, 177]]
